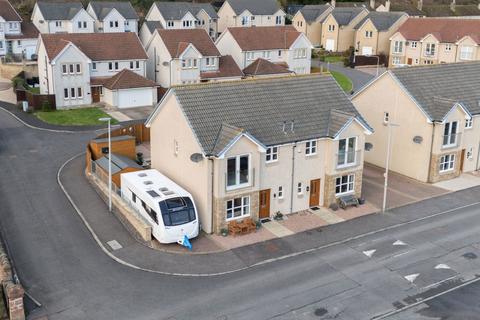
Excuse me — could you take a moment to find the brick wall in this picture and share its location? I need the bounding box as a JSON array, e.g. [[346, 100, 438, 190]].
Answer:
[[212, 191, 260, 234], [323, 168, 363, 207]]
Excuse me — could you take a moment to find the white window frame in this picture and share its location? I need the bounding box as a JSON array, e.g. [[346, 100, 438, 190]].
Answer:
[[365, 30, 373, 38], [226, 196, 250, 221], [443, 121, 458, 147], [459, 46, 474, 61], [92, 62, 97, 71], [392, 56, 401, 65], [75, 63, 81, 74], [62, 64, 68, 75], [63, 88, 69, 100], [69, 63, 75, 74], [226, 154, 251, 190], [70, 87, 76, 99], [275, 16, 282, 25], [305, 139, 317, 156], [467, 147, 474, 160], [439, 154, 455, 172], [278, 186, 283, 199], [266, 146, 278, 163], [425, 43, 436, 56], [262, 51, 271, 59], [246, 52, 255, 61], [393, 41, 403, 54], [328, 24, 335, 32], [445, 43, 452, 52], [410, 41, 417, 48], [167, 21, 174, 27], [337, 137, 357, 168], [206, 57, 215, 67], [465, 118, 473, 129], [335, 174, 355, 196]]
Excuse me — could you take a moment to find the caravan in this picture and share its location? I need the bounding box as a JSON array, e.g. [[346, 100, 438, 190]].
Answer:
[[121, 169, 199, 244]]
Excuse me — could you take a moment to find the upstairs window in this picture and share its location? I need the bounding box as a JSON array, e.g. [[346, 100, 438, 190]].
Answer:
[[337, 137, 356, 167], [305, 140, 317, 156], [275, 16, 282, 25], [425, 43, 436, 56], [410, 41, 417, 48], [465, 118, 473, 129], [226, 155, 250, 189], [266, 146, 278, 162], [328, 24, 335, 32], [167, 21, 174, 27], [460, 46, 474, 60], [443, 121, 458, 147], [365, 30, 373, 38], [393, 41, 403, 54]]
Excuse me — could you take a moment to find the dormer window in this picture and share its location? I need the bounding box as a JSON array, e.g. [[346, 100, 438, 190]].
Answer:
[[55, 21, 62, 27], [167, 21, 174, 27]]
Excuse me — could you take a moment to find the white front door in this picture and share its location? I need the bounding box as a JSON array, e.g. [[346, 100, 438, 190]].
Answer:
[[362, 46, 373, 56], [325, 39, 335, 51]]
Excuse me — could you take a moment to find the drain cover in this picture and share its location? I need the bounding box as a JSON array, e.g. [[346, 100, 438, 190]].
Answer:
[[107, 240, 123, 250], [314, 308, 328, 317]]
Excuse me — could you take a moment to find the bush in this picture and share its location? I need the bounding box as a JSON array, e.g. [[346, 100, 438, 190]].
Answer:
[[12, 77, 26, 90]]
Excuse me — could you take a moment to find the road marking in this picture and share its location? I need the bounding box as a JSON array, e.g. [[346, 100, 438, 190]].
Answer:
[[404, 273, 419, 283], [107, 240, 123, 251], [422, 275, 458, 290], [393, 240, 407, 246], [363, 249, 376, 258], [391, 251, 410, 259], [434, 264, 451, 270]]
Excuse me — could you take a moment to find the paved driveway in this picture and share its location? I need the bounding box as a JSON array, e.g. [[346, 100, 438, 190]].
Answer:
[[362, 163, 449, 210]]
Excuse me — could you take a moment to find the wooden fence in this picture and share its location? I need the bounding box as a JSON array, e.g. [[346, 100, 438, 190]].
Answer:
[[97, 122, 150, 144], [16, 88, 56, 110], [354, 54, 389, 67]]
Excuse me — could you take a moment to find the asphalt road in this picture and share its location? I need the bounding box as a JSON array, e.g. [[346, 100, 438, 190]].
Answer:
[[2, 108, 480, 320], [312, 60, 375, 92]]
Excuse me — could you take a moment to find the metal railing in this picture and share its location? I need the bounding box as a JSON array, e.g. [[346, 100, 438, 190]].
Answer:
[[336, 150, 362, 170]]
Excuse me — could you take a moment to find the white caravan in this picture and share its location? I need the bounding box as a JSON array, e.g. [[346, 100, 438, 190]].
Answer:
[[121, 169, 199, 243]]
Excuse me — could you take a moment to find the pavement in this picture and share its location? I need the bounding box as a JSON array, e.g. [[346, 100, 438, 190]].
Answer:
[[104, 106, 154, 122], [312, 59, 375, 93], [434, 172, 480, 191], [3, 102, 480, 320]]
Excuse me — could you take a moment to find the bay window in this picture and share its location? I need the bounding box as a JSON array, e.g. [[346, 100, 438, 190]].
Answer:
[[227, 155, 250, 189]]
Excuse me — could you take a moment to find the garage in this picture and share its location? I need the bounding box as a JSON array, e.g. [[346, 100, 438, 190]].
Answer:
[[102, 69, 158, 109], [325, 39, 335, 51]]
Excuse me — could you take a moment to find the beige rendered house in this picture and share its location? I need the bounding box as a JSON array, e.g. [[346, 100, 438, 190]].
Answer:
[[146, 75, 372, 233], [292, 4, 333, 47], [389, 18, 480, 66], [217, 0, 285, 33], [353, 11, 407, 56], [145, 28, 243, 87], [216, 26, 313, 74], [352, 62, 480, 184], [320, 7, 369, 52]]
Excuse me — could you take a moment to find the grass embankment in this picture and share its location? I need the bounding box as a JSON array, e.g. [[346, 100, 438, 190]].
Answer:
[[35, 107, 118, 126]]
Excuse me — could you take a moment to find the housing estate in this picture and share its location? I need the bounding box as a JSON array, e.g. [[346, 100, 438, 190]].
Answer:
[[0, 0, 38, 60], [320, 7, 369, 52], [86, 1, 139, 33], [389, 18, 480, 66], [215, 26, 313, 74], [352, 62, 480, 183], [353, 11, 407, 56], [292, 4, 333, 47], [145, 1, 218, 39], [37, 33, 158, 109], [217, 0, 285, 33], [32, 1, 95, 34], [145, 75, 372, 234], [145, 28, 243, 87]]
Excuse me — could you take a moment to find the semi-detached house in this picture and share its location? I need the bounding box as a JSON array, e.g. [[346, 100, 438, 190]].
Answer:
[[145, 28, 243, 87], [352, 62, 480, 183], [37, 33, 157, 109], [32, 1, 95, 34], [215, 26, 313, 74], [217, 0, 286, 33], [145, 75, 372, 234], [86, 1, 139, 33], [389, 18, 480, 66], [145, 1, 218, 40]]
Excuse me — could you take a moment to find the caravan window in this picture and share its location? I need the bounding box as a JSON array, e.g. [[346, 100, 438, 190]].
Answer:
[[141, 200, 158, 224], [159, 197, 196, 226]]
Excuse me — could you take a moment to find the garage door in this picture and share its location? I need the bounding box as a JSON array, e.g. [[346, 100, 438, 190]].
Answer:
[[118, 89, 153, 109], [362, 46, 373, 56], [325, 39, 335, 51]]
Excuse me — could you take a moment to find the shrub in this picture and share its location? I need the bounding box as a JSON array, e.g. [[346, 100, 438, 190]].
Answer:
[[12, 77, 26, 90]]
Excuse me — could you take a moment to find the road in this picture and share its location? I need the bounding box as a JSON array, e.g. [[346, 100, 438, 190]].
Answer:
[[1, 108, 480, 320]]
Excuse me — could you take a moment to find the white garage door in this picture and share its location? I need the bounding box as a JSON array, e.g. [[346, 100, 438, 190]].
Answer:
[[325, 39, 335, 51], [118, 88, 153, 109], [362, 46, 373, 56]]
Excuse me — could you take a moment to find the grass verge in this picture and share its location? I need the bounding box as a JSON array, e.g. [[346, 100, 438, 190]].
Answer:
[[330, 70, 353, 93], [35, 107, 118, 126]]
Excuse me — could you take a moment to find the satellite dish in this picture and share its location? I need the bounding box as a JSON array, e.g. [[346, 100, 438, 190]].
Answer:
[[190, 153, 203, 163], [162, 61, 169, 66], [365, 142, 373, 151], [413, 136, 423, 144]]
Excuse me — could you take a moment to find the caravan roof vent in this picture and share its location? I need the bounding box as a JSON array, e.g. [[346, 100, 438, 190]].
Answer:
[[138, 173, 147, 177], [159, 187, 168, 192], [143, 181, 153, 185], [147, 190, 160, 198], [162, 190, 175, 196]]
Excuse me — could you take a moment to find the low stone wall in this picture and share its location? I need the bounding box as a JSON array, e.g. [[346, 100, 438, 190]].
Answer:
[[0, 242, 25, 320], [86, 171, 152, 243]]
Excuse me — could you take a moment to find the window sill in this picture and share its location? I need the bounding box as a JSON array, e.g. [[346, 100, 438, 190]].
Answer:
[[439, 169, 454, 174], [336, 162, 357, 170], [226, 214, 250, 222], [305, 153, 317, 157], [265, 160, 278, 164], [226, 183, 252, 192], [441, 144, 459, 150], [335, 191, 354, 198]]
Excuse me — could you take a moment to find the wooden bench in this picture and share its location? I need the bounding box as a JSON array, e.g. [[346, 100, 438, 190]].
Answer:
[[338, 194, 359, 210], [228, 220, 242, 236], [228, 218, 257, 236]]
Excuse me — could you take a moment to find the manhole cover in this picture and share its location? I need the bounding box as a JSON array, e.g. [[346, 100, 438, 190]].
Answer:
[[107, 240, 123, 250], [314, 308, 328, 317], [463, 252, 477, 260]]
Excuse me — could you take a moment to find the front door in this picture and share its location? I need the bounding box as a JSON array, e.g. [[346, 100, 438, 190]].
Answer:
[[91, 86, 100, 103], [460, 149, 466, 172], [259, 189, 270, 219], [407, 58, 413, 65], [309, 179, 320, 207]]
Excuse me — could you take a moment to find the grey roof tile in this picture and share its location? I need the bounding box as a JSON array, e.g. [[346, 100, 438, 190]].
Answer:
[[299, 4, 332, 22], [327, 7, 367, 26], [89, 1, 138, 21], [390, 62, 480, 121], [227, 0, 281, 15], [36, 1, 84, 20], [170, 75, 370, 155], [354, 11, 406, 31], [144, 20, 162, 33], [154, 1, 217, 20]]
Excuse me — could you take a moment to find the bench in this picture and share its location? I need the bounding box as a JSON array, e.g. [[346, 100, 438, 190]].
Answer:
[[338, 194, 359, 210], [227, 218, 257, 236]]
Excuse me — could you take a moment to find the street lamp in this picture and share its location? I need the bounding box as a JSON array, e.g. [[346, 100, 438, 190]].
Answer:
[[382, 122, 399, 213], [99, 117, 112, 212]]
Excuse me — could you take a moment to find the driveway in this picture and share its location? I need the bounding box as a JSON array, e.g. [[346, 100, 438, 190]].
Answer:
[[362, 163, 449, 210]]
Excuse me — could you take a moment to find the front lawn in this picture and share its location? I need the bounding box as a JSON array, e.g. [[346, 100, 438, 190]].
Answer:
[[35, 107, 118, 126], [330, 70, 353, 93], [323, 56, 345, 63]]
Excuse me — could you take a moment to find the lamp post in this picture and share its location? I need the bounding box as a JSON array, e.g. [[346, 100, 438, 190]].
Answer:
[[382, 122, 399, 212], [99, 117, 112, 212]]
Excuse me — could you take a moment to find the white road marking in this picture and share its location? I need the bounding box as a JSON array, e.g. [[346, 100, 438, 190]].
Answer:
[[107, 240, 123, 251], [393, 240, 407, 246], [422, 275, 458, 290], [404, 273, 419, 283], [363, 249, 376, 258], [434, 263, 451, 270], [391, 251, 410, 259]]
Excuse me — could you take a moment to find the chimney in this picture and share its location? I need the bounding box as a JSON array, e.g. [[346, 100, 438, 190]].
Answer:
[[450, 0, 456, 11], [385, 0, 391, 11], [417, 0, 423, 11], [370, 0, 376, 9], [331, 0, 336, 7]]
